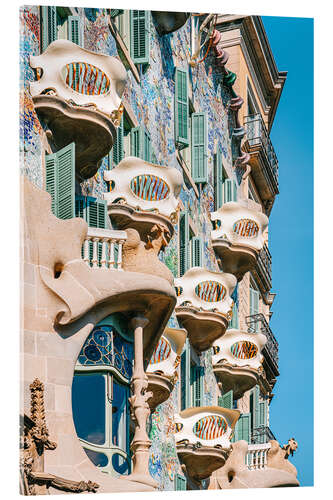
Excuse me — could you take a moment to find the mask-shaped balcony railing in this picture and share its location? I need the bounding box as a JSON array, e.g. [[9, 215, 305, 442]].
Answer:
[[30, 40, 127, 180], [104, 157, 183, 244], [175, 268, 237, 352], [151, 11, 190, 35], [212, 329, 267, 399], [246, 314, 279, 377], [210, 202, 269, 280], [244, 113, 279, 205], [146, 328, 187, 411], [174, 406, 240, 482]]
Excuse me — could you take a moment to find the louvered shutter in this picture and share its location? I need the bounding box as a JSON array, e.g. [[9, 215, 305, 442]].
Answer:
[[175, 473, 187, 490], [144, 129, 151, 162], [234, 413, 251, 443], [41, 6, 57, 52], [67, 15, 83, 46], [253, 385, 260, 441], [130, 10, 150, 64], [249, 287, 260, 332], [222, 179, 232, 204], [193, 366, 204, 407], [112, 117, 124, 166], [192, 112, 207, 183], [175, 68, 189, 148], [180, 340, 191, 410], [228, 303, 239, 329], [45, 143, 75, 220], [86, 197, 108, 266], [131, 126, 142, 158], [191, 237, 203, 267], [218, 390, 233, 409], [259, 399, 268, 444], [179, 211, 189, 276], [233, 180, 238, 201], [215, 146, 224, 209], [110, 9, 124, 18]]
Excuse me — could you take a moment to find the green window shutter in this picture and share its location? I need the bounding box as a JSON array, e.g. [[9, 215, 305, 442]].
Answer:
[[191, 365, 203, 407], [130, 10, 150, 64], [252, 385, 260, 435], [233, 180, 238, 201], [249, 287, 260, 318], [215, 146, 224, 209], [175, 473, 187, 491], [234, 413, 251, 443], [67, 15, 83, 46], [86, 198, 107, 229], [180, 340, 191, 410], [222, 179, 233, 204], [175, 68, 189, 148], [144, 129, 151, 162], [112, 117, 124, 166], [218, 390, 233, 409], [131, 126, 141, 157], [191, 112, 207, 183], [191, 236, 203, 267], [179, 210, 189, 276], [259, 400, 268, 428], [45, 143, 75, 220], [228, 303, 239, 330], [110, 9, 124, 18], [41, 6, 57, 52]]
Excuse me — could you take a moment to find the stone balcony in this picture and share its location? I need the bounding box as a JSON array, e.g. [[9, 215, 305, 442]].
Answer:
[[174, 268, 237, 352], [174, 406, 240, 483], [212, 329, 267, 400], [210, 202, 268, 281], [30, 40, 127, 180], [104, 157, 183, 245], [146, 328, 187, 411]]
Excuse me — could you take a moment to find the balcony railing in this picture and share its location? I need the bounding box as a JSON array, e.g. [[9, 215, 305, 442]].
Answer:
[[83, 227, 127, 270], [245, 313, 279, 373], [244, 113, 279, 191], [251, 426, 276, 445], [256, 243, 272, 290], [246, 442, 271, 470]]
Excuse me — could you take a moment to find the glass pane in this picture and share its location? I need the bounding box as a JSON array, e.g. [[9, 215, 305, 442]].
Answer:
[[72, 374, 105, 445], [112, 453, 130, 475], [83, 448, 108, 468], [112, 379, 129, 451]]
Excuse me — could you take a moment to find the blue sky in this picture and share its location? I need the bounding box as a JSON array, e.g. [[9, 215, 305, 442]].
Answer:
[[261, 16, 314, 486]]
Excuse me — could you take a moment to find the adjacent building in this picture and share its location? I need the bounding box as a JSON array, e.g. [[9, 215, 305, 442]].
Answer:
[[20, 6, 299, 495]]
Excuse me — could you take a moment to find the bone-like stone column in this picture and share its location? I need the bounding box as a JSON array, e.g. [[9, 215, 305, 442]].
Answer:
[[121, 316, 157, 487]]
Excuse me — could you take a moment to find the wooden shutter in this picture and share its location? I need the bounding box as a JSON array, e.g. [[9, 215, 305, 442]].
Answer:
[[110, 9, 124, 18], [222, 179, 232, 204], [218, 390, 233, 409], [130, 10, 150, 64], [180, 340, 191, 410], [67, 15, 83, 46], [259, 399, 268, 443], [86, 197, 108, 266], [192, 112, 207, 183], [191, 237, 203, 267], [175, 68, 189, 148], [249, 287, 260, 322], [179, 211, 189, 276], [112, 117, 124, 166], [45, 143, 75, 220], [144, 129, 151, 162], [215, 146, 224, 209], [234, 413, 251, 443], [191, 365, 203, 407], [175, 473, 187, 490], [233, 180, 238, 201], [131, 126, 141, 158], [253, 385, 260, 437], [41, 6, 57, 52]]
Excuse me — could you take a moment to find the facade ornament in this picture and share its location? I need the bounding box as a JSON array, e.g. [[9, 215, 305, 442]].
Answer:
[[282, 438, 298, 459]]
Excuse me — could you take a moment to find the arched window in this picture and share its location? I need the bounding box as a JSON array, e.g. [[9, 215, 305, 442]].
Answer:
[[72, 314, 134, 476]]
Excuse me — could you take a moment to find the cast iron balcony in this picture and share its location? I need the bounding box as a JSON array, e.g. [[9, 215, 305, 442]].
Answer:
[[175, 268, 237, 352], [146, 328, 186, 411], [251, 426, 276, 445], [246, 314, 279, 380], [210, 202, 269, 281], [30, 40, 127, 180], [244, 113, 279, 210], [174, 406, 240, 483], [252, 243, 272, 294], [212, 329, 267, 399], [104, 157, 183, 245]]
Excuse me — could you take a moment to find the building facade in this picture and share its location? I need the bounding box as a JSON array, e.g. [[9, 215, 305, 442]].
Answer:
[[20, 6, 299, 494]]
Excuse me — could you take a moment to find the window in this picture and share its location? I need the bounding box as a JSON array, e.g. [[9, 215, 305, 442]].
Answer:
[[249, 385, 269, 444], [179, 208, 201, 276], [175, 473, 187, 491], [131, 126, 151, 161], [222, 178, 238, 204], [191, 236, 203, 267], [130, 10, 150, 65], [72, 316, 134, 476], [45, 143, 75, 219], [190, 363, 204, 407], [191, 112, 208, 183], [41, 7, 83, 52], [228, 283, 239, 329], [214, 145, 225, 210], [249, 278, 260, 331], [180, 340, 203, 409], [175, 68, 189, 149], [109, 116, 125, 168], [113, 10, 130, 50]]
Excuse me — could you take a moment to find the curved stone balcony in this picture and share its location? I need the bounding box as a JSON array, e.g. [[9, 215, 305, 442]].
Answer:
[[152, 11, 190, 35], [212, 329, 267, 399], [174, 268, 237, 352], [174, 406, 240, 482], [210, 202, 268, 280], [146, 328, 187, 411], [104, 157, 183, 244], [30, 40, 127, 180]]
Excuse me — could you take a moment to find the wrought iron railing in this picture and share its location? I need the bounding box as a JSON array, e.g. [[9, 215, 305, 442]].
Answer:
[[251, 426, 276, 445], [244, 113, 279, 190], [256, 243, 272, 290], [246, 313, 279, 372]]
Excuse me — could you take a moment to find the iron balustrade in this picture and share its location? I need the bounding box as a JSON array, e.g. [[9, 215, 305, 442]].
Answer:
[[257, 243, 272, 291], [246, 313, 279, 372], [244, 113, 279, 190], [251, 426, 276, 445]]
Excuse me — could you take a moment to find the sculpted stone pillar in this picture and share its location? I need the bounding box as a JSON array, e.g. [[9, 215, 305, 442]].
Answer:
[[122, 316, 157, 487]]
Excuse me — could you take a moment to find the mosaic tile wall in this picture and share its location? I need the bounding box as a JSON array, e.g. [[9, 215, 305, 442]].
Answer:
[[20, 7, 240, 489]]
